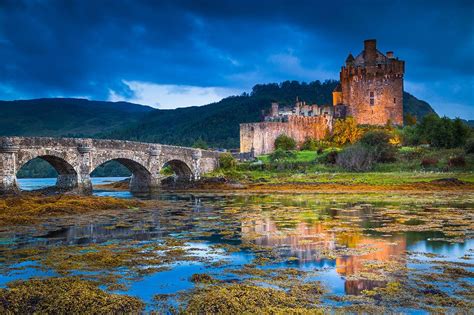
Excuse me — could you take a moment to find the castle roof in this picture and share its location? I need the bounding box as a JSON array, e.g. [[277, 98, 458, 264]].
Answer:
[[333, 83, 342, 92], [345, 54, 354, 63], [353, 49, 389, 66]]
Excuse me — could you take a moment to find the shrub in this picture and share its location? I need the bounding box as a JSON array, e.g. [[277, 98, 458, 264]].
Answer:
[[465, 138, 474, 154], [448, 156, 466, 167], [324, 151, 338, 164], [336, 144, 376, 171], [269, 149, 297, 162], [420, 158, 438, 168], [274, 134, 297, 151], [317, 147, 324, 155], [331, 117, 363, 146], [300, 138, 318, 151], [219, 152, 237, 170], [359, 130, 396, 162]]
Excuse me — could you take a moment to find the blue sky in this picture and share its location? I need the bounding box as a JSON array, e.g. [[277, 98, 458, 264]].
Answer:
[[1, 0, 473, 118]]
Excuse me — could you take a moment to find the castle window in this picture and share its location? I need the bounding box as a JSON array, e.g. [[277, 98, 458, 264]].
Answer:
[[393, 98, 396, 104], [370, 91, 375, 106]]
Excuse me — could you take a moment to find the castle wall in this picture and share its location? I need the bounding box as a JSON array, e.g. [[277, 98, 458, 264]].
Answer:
[[240, 116, 330, 155]]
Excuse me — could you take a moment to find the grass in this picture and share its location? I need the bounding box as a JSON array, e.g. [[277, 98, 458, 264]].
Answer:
[[209, 146, 474, 186]]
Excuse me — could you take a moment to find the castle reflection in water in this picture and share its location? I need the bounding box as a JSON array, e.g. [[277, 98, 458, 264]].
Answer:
[[241, 215, 407, 295]]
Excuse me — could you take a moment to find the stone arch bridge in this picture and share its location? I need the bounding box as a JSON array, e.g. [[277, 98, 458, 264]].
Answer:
[[0, 137, 220, 195]]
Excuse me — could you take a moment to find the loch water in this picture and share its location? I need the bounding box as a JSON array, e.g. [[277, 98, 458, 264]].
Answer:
[[1, 178, 473, 313]]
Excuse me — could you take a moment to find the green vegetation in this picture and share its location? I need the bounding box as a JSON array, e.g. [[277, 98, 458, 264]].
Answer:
[[185, 283, 324, 314], [219, 152, 237, 170], [0, 277, 144, 314], [0, 98, 153, 137], [0, 195, 143, 226], [274, 134, 297, 150], [403, 114, 471, 148]]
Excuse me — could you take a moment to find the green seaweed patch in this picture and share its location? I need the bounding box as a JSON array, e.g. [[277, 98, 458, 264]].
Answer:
[[0, 277, 144, 314], [190, 273, 217, 284], [184, 284, 325, 314]]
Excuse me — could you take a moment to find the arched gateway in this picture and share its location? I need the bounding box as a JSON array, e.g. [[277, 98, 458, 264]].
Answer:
[[0, 137, 219, 194]]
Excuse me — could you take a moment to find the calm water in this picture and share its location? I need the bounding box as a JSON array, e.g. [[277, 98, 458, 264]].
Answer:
[[2, 178, 473, 312], [17, 177, 132, 198]]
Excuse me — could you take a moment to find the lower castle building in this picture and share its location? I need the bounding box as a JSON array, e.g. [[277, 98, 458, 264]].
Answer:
[[240, 39, 404, 156]]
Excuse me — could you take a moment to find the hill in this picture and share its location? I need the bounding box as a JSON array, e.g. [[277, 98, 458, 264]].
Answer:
[[104, 80, 436, 148], [403, 92, 436, 119], [0, 98, 154, 137], [0, 81, 437, 148]]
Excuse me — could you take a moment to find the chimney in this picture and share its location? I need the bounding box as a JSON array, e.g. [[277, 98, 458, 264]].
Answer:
[[386, 51, 394, 59], [363, 39, 377, 65]]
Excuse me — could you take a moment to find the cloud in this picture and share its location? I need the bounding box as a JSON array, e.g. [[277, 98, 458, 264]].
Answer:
[[0, 0, 473, 118], [108, 81, 241, 109]]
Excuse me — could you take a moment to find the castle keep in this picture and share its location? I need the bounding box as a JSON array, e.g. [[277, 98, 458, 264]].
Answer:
[[333, 39, 404, 125], [240, 39, 404, 156]]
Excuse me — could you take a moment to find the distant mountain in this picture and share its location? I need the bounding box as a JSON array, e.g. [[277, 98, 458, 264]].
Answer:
[[0, 81, 437, 148], [0, 98, 154, 137]]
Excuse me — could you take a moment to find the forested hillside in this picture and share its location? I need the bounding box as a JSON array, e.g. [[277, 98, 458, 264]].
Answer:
[[0, 98, 154, 137], [1, 80, 436, 149]]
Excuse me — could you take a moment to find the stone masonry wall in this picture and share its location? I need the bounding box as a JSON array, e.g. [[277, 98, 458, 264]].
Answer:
[[240, 116, 330, 155], [341, 64, 404, 125]]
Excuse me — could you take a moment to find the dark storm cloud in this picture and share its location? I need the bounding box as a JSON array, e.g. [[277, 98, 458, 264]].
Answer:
[[0, 0, 473, 117]]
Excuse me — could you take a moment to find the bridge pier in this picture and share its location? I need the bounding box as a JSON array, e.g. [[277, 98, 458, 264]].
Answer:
[[0, 140, 20, 195]]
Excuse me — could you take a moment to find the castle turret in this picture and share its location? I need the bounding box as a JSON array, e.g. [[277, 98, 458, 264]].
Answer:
[[339, 39, 404, 126]]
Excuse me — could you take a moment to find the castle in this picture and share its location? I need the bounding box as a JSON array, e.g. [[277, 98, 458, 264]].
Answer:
[[240, 39, 404, 156]]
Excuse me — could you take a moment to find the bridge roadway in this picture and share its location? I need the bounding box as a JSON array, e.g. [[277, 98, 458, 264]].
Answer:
[[0, 137, 220, 194]]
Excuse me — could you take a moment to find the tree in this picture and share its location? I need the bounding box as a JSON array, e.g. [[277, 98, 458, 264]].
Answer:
[[274, 134, 297, 151], [192, 138, 209, 150], [452, 118, 471, 147], [411, 114, 471, 148], [404, 113, 417, 126], [331, 117, 363, 146]]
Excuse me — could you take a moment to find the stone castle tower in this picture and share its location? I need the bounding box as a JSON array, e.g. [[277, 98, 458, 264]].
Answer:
[[333, 39, 404, 125]]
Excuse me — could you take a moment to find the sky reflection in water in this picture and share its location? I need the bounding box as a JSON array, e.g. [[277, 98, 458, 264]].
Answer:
[[3, 178, 473, 310]]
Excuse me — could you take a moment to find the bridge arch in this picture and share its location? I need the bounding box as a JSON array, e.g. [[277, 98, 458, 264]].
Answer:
[[16, 154, 79, 191], [91, 157, 152, 193], [161, 159, 193, 180]]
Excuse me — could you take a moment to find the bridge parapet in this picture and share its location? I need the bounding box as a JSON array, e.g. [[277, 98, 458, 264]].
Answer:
[[0, 136, 220, 195]]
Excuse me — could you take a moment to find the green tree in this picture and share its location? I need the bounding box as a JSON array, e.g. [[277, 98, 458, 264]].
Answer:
[[192, 138, 209, 149], [274, 134, 296, 151], [404, 113, 417, 126]]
